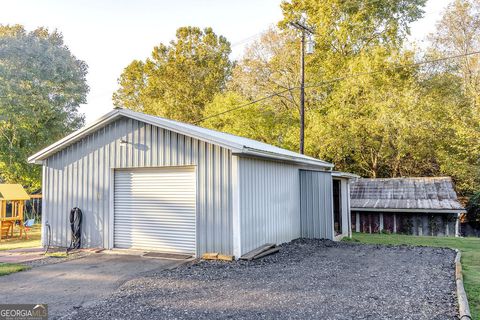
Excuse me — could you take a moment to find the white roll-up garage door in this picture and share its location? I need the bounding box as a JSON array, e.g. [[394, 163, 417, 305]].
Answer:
[[114, 167, 196, 254]]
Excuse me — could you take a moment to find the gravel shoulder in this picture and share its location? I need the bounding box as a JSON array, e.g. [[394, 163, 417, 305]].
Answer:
[[68, 239, 458, 320]]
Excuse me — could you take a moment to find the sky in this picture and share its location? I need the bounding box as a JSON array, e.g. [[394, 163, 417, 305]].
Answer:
[[0, 0, 453, 123]]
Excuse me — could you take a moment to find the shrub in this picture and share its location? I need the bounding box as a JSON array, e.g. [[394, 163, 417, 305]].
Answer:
[[466, 192, 480, 228]]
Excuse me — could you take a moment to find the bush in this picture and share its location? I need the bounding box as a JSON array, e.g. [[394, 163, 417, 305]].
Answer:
[[466, 192, 480, 227]]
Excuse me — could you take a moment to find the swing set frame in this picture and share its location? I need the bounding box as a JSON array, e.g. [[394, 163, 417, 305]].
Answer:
[[0, 184, 31, 240]]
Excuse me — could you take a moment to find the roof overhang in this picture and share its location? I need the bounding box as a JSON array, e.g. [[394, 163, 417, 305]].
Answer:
[[29, 109, 121, 164], [351, 207, 466, 214], [332, 171, 360, 179], [233, 147, 334, 169], [28, 109, 247, 165]]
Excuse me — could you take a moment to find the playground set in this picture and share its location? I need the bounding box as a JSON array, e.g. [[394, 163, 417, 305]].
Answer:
[[0, 184, 35, 240]]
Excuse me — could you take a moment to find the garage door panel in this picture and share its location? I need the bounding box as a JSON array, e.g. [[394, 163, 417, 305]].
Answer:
[[115, 215, 196, 221], [114, 167, 196, 254], [114, 200, 195, 205], [113, 205, 196, 211], [114, 232, 196, 240], [115, 224, 196, 231]]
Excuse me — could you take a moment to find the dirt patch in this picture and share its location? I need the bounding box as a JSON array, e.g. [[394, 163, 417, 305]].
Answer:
[[22, 250, 93, 268], [68, 240, 458, 320]]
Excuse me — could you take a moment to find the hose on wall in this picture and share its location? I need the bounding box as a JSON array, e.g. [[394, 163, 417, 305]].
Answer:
[[68, 207, 83, 251], [43, 222, 51, 255]]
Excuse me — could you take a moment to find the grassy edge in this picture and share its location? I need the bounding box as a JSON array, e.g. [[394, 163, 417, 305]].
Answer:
[[0, 263, 31, 276], [0, 224, 42, 251]]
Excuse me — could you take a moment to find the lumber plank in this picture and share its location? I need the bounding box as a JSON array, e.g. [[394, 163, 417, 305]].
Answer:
[[240, 243, 276, 260], [202, 252, 219, 260], [251, 247, 280, 260], [217, 254, 234, 261]]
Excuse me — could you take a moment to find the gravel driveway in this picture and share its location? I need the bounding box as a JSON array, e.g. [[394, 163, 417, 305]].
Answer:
[[67, 240, 458, 320]]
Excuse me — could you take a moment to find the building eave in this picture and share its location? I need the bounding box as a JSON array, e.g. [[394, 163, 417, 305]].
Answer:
[[331, 171, 360, 179], [237, 147, 334, 169], [351, 207, 466, 214], [28, 109, 122, 164]]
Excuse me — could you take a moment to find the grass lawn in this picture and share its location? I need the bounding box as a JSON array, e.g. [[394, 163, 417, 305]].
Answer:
[[0, 224, 41, 251], [45, 251, 68, 258], [0, 263, 30, 276], [347, 233, 480, 320]]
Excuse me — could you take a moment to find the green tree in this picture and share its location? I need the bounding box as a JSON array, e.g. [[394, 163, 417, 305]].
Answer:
[[429, 0, 480, 106], [466, 191, 480, 227], [203, 1, 479, 195], [113, 27, 232, 123], [427, 0, 480, 194], [307, 48, 444, 178], [280, 0, 426, 79], [203, 91, 298, 147], [203, 1, 433, 176], [202, 28, 301, 150], [0, 25, 88, 191]]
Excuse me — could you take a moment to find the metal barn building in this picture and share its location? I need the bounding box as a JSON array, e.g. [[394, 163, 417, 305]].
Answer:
[[29, 108, 352, 258]]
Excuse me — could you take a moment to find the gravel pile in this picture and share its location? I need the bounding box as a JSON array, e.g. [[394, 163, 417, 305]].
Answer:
[[66, 239, 457, 320]]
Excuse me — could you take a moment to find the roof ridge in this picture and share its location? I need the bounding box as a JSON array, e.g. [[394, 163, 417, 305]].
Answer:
[[357, 176, 452, 181], [29, 108, 334, 169]]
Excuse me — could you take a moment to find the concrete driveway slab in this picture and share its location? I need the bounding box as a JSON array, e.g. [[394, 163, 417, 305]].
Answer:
[[0, 253, 186, 319]]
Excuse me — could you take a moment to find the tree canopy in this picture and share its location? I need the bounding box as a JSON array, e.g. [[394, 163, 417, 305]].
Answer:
[[0, 24, 88, 191], [201, 0, 480, 195], [466, 191, 480, 227], [113, 26, 232, 123], [114, 0, 480, 195]]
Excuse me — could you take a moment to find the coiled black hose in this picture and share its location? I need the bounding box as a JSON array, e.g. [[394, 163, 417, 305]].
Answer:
[[43, 222, 51, 255], [68, 207, 82, 251]]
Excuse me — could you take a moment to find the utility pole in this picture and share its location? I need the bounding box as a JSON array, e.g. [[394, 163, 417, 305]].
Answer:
[[291, 19, 314, 154], [300, 30, 306, 155]]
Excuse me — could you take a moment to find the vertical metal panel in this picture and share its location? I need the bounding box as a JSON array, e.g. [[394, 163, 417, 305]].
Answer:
[[340, 178, 350, 237], [42, 117, 232, 255], [345, 179, 352, 237], [238, 157, 300, 255], [300, 170, 334, 240]]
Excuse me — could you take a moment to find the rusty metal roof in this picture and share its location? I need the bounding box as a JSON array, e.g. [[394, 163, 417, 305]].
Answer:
[[350, 177, 465, 212]]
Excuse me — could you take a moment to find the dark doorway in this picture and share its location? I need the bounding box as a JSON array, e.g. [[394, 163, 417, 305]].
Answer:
[[333, 179, 342, 235]]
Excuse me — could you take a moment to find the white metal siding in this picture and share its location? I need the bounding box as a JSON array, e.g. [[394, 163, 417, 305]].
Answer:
[[237, 157, 300, 255], [340, 179, 350, 237], [300, 170, 334, 239], [42, 117, 232, 255], [114, 167, 196, 253]]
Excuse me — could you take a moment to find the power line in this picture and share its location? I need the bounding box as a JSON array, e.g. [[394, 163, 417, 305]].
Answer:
[[230, 31, 266, 48], [194, 50, 480, 124], [306, 50, 480, 89], [193, 87, 296, 124]]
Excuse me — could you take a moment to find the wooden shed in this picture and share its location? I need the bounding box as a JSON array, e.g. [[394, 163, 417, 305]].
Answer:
[[0, 184, 31, 239], [350, 177, 465, 237]]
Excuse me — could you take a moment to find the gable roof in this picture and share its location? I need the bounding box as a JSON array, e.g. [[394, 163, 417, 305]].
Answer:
[[350, 177, 465, 213], [28, 108, 333, 169], [0, 184, 30, 201]]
